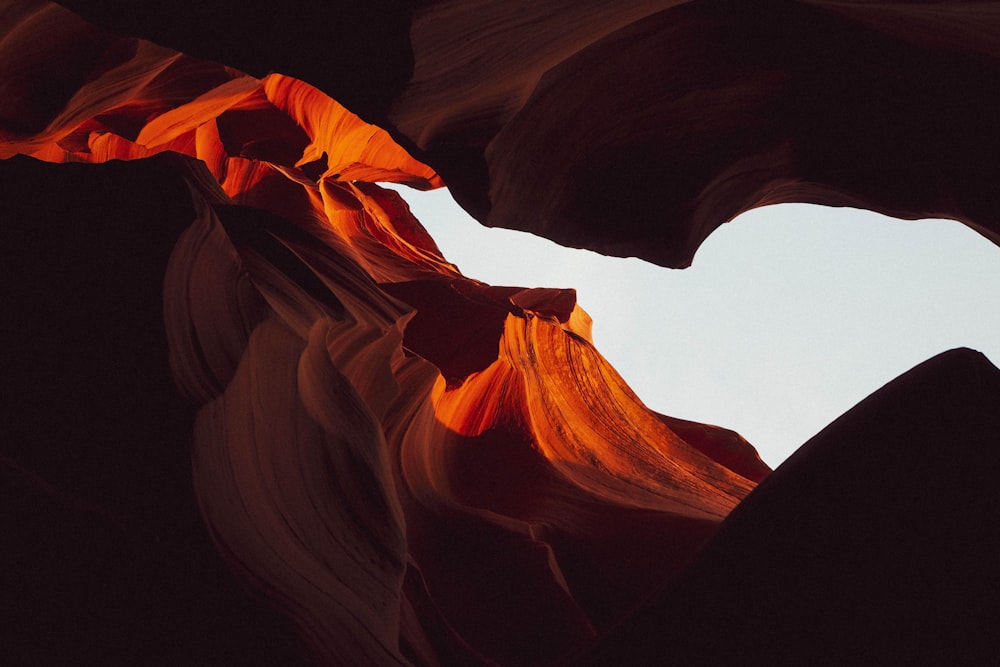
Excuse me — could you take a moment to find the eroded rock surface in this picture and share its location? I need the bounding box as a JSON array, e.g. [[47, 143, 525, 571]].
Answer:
[[3, 1, 998, 664], [45, 0, 1000, 266]]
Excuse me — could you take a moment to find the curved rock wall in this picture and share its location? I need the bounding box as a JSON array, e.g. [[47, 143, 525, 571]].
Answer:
[[3, 1, 998, 664]]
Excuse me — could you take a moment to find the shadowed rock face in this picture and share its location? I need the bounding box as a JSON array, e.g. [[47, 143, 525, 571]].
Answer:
[[575, 347, 1000, 665], [0, 154, 311, 667], [2, 1, 998, 664]]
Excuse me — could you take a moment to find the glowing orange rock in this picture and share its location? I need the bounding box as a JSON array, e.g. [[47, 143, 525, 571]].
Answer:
[[10, 2, 998, 665], [0, 3, 767, 664]]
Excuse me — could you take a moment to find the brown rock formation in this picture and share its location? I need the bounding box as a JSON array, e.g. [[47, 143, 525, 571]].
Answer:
[[2, 1, 998, 664], [1, 153, 311, 666], [394, 0, 1000, 267], [47, 0, 1000, 266]]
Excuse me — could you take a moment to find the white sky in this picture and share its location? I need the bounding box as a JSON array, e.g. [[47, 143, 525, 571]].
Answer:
[[384, 185, 1000, 468]]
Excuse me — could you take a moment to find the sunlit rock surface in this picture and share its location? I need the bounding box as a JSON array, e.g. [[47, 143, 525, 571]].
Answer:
[[48, 0, 1000, 267], [3, 1, 998, 664]]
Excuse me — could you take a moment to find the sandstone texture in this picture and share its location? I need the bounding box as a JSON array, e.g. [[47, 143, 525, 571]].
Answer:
[[2, 2, 998, 664]]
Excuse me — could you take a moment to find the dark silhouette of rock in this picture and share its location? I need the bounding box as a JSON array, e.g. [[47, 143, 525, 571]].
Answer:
[[575, 348, 1000, 665], [0, 155, 309, 665]]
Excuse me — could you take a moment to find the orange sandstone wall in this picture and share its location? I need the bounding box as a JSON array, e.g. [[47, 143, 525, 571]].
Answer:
[[3, 1, 999, 664], [1, 3, 764, 664]]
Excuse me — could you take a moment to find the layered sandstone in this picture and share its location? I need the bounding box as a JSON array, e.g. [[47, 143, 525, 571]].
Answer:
[[3, 1, 998, 664]]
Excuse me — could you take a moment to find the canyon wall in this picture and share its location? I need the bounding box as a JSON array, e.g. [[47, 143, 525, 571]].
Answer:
[[3, 1, 998, 664]]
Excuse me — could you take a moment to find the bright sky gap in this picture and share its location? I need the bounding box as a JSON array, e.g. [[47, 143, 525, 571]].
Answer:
[[385, 184, 1000, 468]]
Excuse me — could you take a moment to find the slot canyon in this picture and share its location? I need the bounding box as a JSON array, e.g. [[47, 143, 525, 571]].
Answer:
[[3, 1, 999, 664]]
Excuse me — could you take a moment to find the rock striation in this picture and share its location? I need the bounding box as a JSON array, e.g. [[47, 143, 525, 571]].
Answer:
[[46, 0, 1000, 267], [2, 1, 998, 664]]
